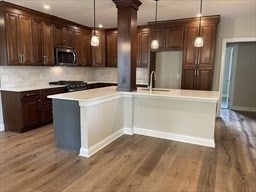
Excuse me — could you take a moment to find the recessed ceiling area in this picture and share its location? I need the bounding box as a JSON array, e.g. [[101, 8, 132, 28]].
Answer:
[[4, 0, 256, 28]]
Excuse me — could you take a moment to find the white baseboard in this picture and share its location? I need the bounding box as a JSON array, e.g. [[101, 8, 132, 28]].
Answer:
[[123, 127, 133, 135], [133, 127, 215, 148], [79, 129, 123, 158], [0, 123, 4, 132], [231, 106, 256, 112]]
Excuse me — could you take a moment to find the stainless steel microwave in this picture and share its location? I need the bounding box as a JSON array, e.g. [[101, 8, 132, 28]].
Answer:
[[55, 48, 77, 66]]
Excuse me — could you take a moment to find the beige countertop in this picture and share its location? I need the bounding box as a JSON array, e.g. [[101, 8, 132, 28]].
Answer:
[[48, 86, 219, 103], [0, 84, 66, 92]]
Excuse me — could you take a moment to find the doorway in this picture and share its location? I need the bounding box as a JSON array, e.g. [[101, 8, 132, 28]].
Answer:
[[221, 46, 235, 109], [218, 37, 256, 115]]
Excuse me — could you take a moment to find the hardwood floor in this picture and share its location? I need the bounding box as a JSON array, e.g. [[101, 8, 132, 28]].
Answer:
[[0, 109, 255, 192]]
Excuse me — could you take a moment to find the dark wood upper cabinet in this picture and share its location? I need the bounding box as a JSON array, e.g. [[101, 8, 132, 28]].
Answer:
[[91, 30, 106, 67], [5, 12, 33, 65], [32, 18, 54, 65], [53, 24, 75, 48], [150, 26, 184, 51], [137, 27, 150, 68], [166, 26, 184, 49], [106, 29, 117, 67], [74, 29, 91, 66]]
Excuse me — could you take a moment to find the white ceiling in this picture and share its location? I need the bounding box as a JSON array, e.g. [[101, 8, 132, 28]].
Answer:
[[4, 0, 256, 28]]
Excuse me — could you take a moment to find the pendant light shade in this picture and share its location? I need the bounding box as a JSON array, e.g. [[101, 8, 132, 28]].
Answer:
[[91, 0, 99, 46], [151, 0, 159, 50], [91, 35, 99, 46], [194, 0, 203, 47], [151, 39, 159, 49]]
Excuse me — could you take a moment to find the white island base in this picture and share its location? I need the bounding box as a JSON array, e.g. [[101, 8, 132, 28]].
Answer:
[[49, 87, 219, 158]]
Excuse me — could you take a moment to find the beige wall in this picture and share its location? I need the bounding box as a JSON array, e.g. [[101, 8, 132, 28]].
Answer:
[[213, 15, 256, 90], [231, 42, 256, 110]]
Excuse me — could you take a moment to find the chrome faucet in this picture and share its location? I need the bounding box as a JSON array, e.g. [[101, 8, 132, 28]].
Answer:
[[149, 71, 156, 93]]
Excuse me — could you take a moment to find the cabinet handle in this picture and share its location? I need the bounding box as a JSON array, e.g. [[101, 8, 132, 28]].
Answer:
[[24, 93, 38, 97], [22, 54, 25, 64], [197, 69, 200, 76], [194, 69, 197, 77], [43, 56, 47, 65], [18, 54, 23, 64], [73, 53, 76, 63]]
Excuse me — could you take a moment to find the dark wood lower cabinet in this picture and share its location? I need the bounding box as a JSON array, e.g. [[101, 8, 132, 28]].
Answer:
[[181, 68, 213, 90], [1, 87, 65, 132]]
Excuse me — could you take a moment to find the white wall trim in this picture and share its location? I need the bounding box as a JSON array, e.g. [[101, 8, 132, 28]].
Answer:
[[79, 129, 123, 158], [133, 127, 215, 148], [79, 94, 121, 107], [0, 123, 4, 132], [123, 127, 133, 135], [217, 37, 256, 116], [231, 106, 256, 112]]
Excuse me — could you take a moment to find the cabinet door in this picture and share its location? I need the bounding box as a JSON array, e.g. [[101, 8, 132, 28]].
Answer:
[[5, 12, 19, 65], [91, 33, 106, 67], [106, 32, 117, 67], [42, 22, 54, 65], [23, 100, 41, 127], [65, 27, 75, 48], [166, 27, 184, 49], [183, 26, 199, 67], [32, 18, 44, 65], [151, 28, 165, 50], [53, 25, 64, 47], [75, 31, 91, 66], [21, 90, 41, 127], [18, 15, 33, 65], [198, 25, 217, 68], [181, 68, 196, 90], [196, 68, 213, 90], [137, 30, 150, 67]]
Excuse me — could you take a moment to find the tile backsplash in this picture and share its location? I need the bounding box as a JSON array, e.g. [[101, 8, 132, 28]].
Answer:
[[0, 66, 148, 88]]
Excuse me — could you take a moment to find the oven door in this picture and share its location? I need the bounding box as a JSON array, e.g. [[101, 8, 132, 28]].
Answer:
[[55, 48, 77, 66]]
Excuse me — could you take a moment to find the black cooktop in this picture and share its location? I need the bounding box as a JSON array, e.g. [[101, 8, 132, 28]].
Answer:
[[49, 81, 88, 92]]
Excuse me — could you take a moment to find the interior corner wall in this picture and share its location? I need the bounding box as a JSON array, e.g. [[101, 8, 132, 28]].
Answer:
[[213, 14, 256, 91]]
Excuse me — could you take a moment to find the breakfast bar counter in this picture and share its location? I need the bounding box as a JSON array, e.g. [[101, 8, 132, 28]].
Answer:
[[48, 86, 219, 157]]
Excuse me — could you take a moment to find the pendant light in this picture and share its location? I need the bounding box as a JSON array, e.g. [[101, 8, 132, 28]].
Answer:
[[194, 0, 203, 47], [91, 0, 99, 46], [151, 0, 159, 50]]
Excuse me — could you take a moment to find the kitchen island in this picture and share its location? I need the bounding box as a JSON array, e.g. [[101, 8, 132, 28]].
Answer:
[[48, 86, 219, 157]]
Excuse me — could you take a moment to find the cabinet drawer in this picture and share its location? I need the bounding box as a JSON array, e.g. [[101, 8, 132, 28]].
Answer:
[[41, 87, 66, 103], [21, 90, 41, 102]]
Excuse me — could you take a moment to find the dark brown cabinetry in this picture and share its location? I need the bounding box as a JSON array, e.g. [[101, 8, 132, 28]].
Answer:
[[74, 29, 91, 66], [106, 29, 117, 67], [91, 30, 106, 67], [137, 27, 151, 67], [32, 18, 54, 65], [53, 23, 75, 48], [150, 26, 184, 51], [1, 87, 66, 132], [182, 17, 219, 90], [4, 12, 33, 65]]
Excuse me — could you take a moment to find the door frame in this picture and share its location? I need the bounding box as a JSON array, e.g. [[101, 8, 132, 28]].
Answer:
[[217, 37, 256, 116]]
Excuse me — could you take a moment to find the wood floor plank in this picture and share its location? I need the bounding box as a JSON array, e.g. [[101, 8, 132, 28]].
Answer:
[[0, 109, 255, 192]]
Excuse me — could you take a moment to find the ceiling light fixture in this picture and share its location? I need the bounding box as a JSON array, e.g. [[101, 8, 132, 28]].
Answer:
[[98, 24, 103, 28], [194, 0, 204, 47], [91, 0, 99, 46], [43, 5, 50, 10], [151, 0, 159, 50]]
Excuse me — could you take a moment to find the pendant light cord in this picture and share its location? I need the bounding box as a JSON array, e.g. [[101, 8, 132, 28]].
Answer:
[[154, 0, 158, 39], [198, 0, 202, 36], [93, 0, 96, 35]]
